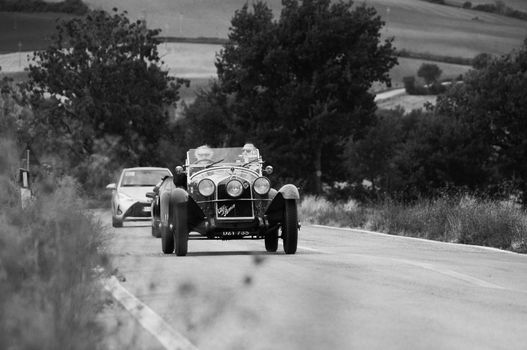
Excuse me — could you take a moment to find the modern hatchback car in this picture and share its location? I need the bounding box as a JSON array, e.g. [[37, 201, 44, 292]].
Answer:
[[106, 167, 172, 227]]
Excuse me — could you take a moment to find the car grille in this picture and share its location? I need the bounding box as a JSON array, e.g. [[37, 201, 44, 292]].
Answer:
[[125, 202, 151, 218], [216, 183, 253, 219]]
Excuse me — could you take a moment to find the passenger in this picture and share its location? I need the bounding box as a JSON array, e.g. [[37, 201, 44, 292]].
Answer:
[[194, 145, 214, 163], [241, 143, 261, 172]]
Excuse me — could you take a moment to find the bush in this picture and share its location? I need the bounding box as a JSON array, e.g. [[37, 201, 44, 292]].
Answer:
[[299, 194, 527, 253], [300, 195, 369, 228], [462, 2, 472, 9], [0, 151, 110, 349], [403, 75, 416, 93]]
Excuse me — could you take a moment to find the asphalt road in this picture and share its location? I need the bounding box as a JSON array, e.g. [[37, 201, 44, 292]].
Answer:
[[98, 210, 527, 350]]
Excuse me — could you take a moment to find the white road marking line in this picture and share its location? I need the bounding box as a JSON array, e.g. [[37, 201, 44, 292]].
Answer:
[[277, 241, 322, 252], [396, 259, 506, 290], [298, 245, 322, 252], [308, 226, 516, 290], [310, 224, 523, 256], [103, 276, 199, 350]]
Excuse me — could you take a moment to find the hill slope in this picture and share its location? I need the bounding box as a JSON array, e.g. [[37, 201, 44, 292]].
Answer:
[[84, 0, 527, 58]]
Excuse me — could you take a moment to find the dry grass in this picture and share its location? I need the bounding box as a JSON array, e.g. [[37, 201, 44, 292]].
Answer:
[[300, 194, 527, 253], [0, 137, 111, 349]]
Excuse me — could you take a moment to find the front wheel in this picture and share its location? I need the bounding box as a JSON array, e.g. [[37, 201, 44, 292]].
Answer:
[[173, 203, 188, 256], [151, 220, 161, 238], [265, 228, 279, 252], [161, 222, 174, 254], [282, 199, 298, 254]]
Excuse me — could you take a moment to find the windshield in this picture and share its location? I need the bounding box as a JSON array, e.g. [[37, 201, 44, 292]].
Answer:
[[186, 147, 261, 175], [120, 169, 171, 187]]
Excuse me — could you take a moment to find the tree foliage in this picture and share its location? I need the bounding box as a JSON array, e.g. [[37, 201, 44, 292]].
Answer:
[[345, 39, 527, 203], [417, 63, 442, 86], [212, 0, 397, 193], [436, 39, 527, 201], [25, 9, 187, 185], [0, 0, 89, 14]]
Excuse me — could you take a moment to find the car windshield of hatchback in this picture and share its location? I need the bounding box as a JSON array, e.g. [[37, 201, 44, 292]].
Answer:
[[120, 169, 170, 187]]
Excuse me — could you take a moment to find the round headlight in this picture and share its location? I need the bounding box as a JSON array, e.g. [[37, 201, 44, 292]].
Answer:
[[226, 179, 244, 197], [198, 179, 215, 196], [253, 177, 270, 195]]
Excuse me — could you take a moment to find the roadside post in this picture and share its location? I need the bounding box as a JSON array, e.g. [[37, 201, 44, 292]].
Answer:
[[19, 167, 31, 208]]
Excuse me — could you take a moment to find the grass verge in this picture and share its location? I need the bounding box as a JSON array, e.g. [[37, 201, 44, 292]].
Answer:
[[300, 195, 527, 253], [0, 168, 110, 348]]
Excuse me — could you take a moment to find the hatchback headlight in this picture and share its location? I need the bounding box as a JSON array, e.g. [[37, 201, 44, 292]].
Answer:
[[226, 179, 244, 197], [198, 179, 215, 196], [253, 177, 270, 195]]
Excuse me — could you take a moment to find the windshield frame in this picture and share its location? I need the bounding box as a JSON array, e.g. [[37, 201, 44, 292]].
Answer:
[[185, 147, 262, 176], [119, 168, 171, 187]]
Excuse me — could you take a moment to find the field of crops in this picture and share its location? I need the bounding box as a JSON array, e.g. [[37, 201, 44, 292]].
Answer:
[[1, 0, 525, 104]]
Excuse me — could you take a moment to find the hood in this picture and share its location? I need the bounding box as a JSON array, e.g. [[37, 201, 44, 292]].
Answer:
[[118, 186, 153, 201]]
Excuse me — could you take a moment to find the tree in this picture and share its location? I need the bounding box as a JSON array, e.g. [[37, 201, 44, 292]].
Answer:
[[26, 9, 187, 177], [215, 0, 397, 193], [436, 39, 527, 202], [417, 63, 442, 86], [472, 52, 493, 69]]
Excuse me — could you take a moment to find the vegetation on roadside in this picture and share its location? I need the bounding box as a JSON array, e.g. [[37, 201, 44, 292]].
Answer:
[[0, 81, 110, 349], [300, 195, 527, 253]]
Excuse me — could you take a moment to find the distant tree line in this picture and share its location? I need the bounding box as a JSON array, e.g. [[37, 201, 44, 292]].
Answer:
[[4, 2, 527, 206], [349, 39, 527, 204], [422, 0, 527, 21], [0, 0, 88, 15]]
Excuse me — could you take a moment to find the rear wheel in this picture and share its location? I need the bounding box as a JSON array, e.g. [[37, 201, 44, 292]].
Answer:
[[173, 203, 188, 256], [282, 199, 298, 254], [265, 228, 279, 252], [161, 222, 174, 254]]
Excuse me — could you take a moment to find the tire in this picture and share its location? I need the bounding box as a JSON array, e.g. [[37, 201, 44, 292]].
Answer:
[[112, 217, 123, 228], [265, 228, 279, 252], [282, 199, 298, 254], [151, 221, 161, 238], [173, 202, 188, 256], [161, 222, 174, 254]]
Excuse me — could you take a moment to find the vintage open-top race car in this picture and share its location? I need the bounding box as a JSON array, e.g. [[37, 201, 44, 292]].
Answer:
[[147, 146, 300, 256]]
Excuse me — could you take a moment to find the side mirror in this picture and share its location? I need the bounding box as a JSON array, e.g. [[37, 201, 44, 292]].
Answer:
[[106, 183, 116, 190], [264, 165, 273, 175], [146, 192, 155, 199], [175, 166, 184, 175]]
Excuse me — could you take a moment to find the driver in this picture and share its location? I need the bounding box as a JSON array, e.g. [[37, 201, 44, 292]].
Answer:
[[195, 145, 214, 162], [241, 143, 261, 172], [241, 143, 258, 163]]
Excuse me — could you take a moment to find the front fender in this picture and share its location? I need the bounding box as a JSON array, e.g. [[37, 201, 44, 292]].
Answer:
[[160, 182, 189, 226], [265, 184, 299, 223], [168, 187, 189, 205], [278, 184, 300, 200]]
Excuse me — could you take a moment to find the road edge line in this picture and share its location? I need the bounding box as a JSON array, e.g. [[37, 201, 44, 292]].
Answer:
[[103, 276, 199, 350], [309, 224, 522, 256]]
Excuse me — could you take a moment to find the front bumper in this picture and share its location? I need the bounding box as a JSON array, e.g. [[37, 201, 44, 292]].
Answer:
[[115, 201, 152, 221]]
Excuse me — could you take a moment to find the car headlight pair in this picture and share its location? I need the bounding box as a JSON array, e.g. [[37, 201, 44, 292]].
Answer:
[[197, 177, 271, 197]]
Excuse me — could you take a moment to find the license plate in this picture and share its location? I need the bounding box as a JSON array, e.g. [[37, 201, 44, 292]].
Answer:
[[142, 206, 151, 212], [223, 231, 249, 236]]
